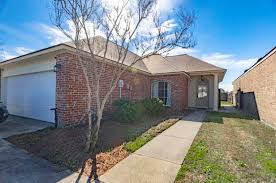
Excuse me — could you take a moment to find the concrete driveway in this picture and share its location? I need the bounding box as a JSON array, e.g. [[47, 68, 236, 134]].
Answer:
[[0, 116, 82, 183], [0, 139, 74, 183], [0, 115, 53, 138]]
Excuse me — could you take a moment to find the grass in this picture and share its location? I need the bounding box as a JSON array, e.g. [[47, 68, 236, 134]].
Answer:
[[125, 118, 178, 152], [220, 101, 233, 107], [175, 111, 276, 183]]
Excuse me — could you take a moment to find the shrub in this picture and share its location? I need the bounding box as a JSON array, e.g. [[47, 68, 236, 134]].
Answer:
[[142, 98, 164, 116], [113, 98, 164, 122], [133, 101, 145, 119], [113, 99, 144, 122]]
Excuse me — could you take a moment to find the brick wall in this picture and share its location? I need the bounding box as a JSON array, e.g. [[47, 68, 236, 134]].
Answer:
[[233, 51, 276, 127], [152, 75, 188, 113], [56, 52, 188, 126]]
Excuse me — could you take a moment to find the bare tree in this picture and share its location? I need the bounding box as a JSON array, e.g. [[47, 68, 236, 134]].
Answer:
[[52, 0, 195, 152]]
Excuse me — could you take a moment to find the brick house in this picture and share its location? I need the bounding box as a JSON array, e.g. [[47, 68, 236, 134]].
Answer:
[[0, 37, 226, 127], [233, 47, 276, 127]]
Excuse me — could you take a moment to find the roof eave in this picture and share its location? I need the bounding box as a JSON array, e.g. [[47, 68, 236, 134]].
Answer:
[[150, 71, 191, 78], [0, 44, 69, 67], [0, 44, 155, 76], [188, 69, 226, 81]]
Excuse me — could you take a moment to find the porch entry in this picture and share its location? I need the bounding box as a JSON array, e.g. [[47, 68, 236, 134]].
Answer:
[[196, 78, 209, 108]]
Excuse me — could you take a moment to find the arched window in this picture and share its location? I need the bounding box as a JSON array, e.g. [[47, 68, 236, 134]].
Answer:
[[151, 81, 171, 106]]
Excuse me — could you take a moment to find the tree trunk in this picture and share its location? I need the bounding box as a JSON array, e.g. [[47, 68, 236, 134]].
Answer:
[[90, 122, 100, 151], [85, 112, 102, 152], [85, 112, 93, 152]]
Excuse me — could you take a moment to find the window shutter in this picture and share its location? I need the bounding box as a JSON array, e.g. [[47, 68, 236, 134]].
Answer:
[[167, 83, 172, 106], [151, 81, 159, 98]]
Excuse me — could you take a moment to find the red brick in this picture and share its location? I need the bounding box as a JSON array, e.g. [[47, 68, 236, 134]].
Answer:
[[56, 52, 189, 127], [233, 51, 276, 127]]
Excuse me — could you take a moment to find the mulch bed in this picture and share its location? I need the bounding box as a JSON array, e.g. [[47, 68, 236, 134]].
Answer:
[[6, 112, 191, 178], [82, 145, 129, 177], [6, 121, 134, 177]]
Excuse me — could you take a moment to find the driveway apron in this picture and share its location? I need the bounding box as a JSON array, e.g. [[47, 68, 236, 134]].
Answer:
[[0, 116, 73, 183]]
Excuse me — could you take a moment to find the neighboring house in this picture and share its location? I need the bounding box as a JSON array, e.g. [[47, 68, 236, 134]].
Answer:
[[219, 88, 228, 101], [233, 47, 276, 127], [0, 36, 225, 127]]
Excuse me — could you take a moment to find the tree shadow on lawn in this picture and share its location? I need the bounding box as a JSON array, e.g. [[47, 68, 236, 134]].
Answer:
[[205, 111, 257, 124]]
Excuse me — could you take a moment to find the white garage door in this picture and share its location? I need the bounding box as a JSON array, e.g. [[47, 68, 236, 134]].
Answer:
[[6, 71, 56, 123]]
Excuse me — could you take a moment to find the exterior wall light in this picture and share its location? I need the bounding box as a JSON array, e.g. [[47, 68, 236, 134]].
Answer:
[[54, 63, 61, 72], [118, 80, 124, 98], [200, 75, 204, 81]]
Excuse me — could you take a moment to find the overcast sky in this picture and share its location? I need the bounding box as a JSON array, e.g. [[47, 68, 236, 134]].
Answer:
[[0, 0, 275, 91]]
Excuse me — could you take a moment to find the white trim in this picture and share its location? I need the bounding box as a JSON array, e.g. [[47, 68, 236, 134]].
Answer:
[[189, 70, 226, 82], [213, 74, 219, 111], [1, 55, 56, 78], [151, 80, 171, 107], [151, 71, 191, 78], [189, 70, 225, 75], [0, 45, 68, 67]]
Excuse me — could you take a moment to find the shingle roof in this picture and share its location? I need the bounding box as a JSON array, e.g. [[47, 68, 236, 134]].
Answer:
[[142, 55, 184, 74], [165, 54, 225, 73], [1, 36, 225, 76], [64, 36, 225, 74], [64, 36, 150, 72]]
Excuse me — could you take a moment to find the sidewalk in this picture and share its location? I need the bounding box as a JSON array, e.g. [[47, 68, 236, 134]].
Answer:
[[98, 110, 206, 183]]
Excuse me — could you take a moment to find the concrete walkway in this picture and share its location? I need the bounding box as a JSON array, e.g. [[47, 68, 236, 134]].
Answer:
[[99, 110, 206, 183]]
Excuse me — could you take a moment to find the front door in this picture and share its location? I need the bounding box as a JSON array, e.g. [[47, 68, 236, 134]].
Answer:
[[196, 79, 209, 108]]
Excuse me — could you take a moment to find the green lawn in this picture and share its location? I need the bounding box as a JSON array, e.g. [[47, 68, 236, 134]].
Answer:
[[125, 118, 178, 152], [175, 112, 276, 183], [220, 101, 233, 107]]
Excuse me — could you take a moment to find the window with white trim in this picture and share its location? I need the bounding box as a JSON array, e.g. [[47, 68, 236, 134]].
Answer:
[[151, 81, 171, 106]]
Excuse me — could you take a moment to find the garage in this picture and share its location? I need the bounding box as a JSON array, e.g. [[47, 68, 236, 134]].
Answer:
[[5, 71, 56, 123]]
